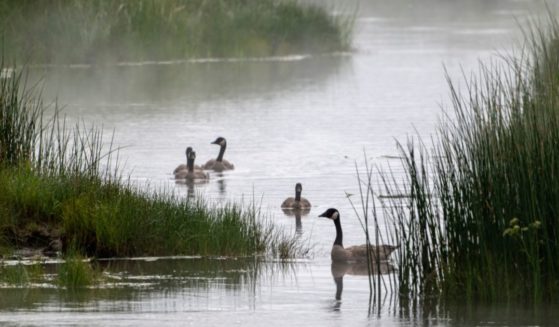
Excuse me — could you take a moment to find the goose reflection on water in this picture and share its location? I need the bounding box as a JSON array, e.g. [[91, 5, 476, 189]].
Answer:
[[331, 260, 396, 310], [282, 207, 310, 235], [175, 178, 208, 199], [215, 172, 227, 195]]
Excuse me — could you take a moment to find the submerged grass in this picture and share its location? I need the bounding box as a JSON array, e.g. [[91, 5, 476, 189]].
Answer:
[[0, 64, 306, 260], [379, 14, 559, 302], [0, 0, 352, 64]]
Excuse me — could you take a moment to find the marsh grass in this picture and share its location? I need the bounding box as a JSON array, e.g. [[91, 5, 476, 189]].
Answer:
[[0, 0, 352, 64], [0, 263, 43, 286], [345, 158, 398, 309], [0, 64, 306, 260], [57, 253, 97, 289], [378, 14, 559, 302]]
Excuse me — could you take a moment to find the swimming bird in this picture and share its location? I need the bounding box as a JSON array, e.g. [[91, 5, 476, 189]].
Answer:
[[202, 137, 234, 172], [318, 208, 399, 262], [173, 147, 201, 174], [281, 183, 311, 210], [174, 149, 209, 181]]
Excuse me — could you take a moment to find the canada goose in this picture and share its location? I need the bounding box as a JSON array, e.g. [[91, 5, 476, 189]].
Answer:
[[202, 137, 234, 172], [319, 208, 399, 263], [174, 149, 209, 181], [281, 183, 311, 210], [173, 147, 202, 174]]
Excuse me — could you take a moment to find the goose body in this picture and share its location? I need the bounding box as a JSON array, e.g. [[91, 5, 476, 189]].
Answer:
[[174, 149, 209, 181], [319, 208, 398, 262], [203, 137, 234, 172], [174, 147, 201, 174], [281, 183, 311, 210]]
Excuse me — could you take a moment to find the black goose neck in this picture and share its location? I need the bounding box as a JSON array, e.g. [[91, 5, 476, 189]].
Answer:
[[216, 143, 226, 162], [333, 217, 343, 247], [295, 189, 301, 201], [187, 157, 194, 173]]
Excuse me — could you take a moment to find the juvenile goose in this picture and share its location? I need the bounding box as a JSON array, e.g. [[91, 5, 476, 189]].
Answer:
[[281, 183, 311, 210], [173, 147, 201, 174], [174, 149, 209, 181], [319, 208, 399, 263], [202, 137, 235, 172]]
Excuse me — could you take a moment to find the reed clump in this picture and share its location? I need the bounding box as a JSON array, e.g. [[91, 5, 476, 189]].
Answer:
[[0, 0, 352, 64], [0, 66, 306, 259], [57, 253, 97, 289], [380, 15, 559, 302]]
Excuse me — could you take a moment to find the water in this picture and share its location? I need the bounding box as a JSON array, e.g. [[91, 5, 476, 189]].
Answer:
[[3, 0, 559, 325]]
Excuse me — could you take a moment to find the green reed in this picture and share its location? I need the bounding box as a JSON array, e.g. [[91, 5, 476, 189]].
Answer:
[[347, 158, 398, 307], [0, 65, 306, 259], [56, 253, 97, 289], [379, 15, 559, 302], [0, 0, 352, 64], [0, 263, 43, 286]]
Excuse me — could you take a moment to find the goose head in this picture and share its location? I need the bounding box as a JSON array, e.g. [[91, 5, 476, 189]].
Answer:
[[319, 208, 340, 220], [211, 137, 227, 146]]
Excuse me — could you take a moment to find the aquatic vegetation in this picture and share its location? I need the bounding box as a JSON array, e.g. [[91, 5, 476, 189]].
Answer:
[[57, 254, 96, 289], [0, 263, 43, 286], [0, 65, 307, 260], [379, 15, 559, 302], [0, 0, 352, 64]]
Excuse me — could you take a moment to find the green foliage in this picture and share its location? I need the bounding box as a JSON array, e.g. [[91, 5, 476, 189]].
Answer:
[[381, 15, 559, 302], [0, 263, 43, 286], [57, 253, 95, 289], [0, 0, 352, 64]]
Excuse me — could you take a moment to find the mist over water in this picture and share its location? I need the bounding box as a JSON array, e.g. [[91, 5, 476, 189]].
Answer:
[[5, 0, 559, 325]]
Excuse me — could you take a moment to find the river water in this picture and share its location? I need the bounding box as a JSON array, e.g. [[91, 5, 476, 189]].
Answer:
[[2, 0, 558, 325]]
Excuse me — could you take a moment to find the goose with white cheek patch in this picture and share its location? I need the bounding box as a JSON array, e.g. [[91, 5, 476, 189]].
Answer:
[[202, 137, 235, 172], [318, 208, 398, 262], [281, 183, 311, 210]]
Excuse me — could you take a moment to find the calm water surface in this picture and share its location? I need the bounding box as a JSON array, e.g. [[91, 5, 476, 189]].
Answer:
[[3, 0, 559, 325]]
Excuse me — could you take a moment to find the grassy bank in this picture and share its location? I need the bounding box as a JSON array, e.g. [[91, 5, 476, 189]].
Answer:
[[0, 0, 352, 64], [0, 166, 285, 257], [379, 16, 559, 302], [0, 67, 305, 260]]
